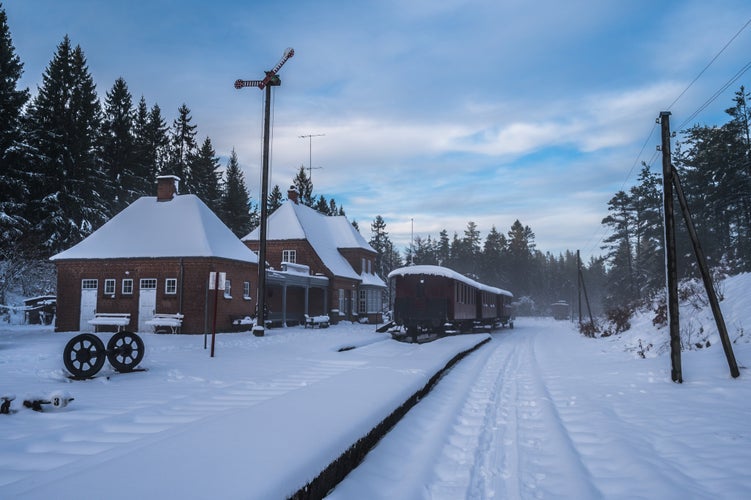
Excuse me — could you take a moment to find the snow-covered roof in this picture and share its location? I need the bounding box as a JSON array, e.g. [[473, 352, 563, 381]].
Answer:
[[50, 195, 258, 263], [243, 201, 385, 286], [388, 264, 513, 297]]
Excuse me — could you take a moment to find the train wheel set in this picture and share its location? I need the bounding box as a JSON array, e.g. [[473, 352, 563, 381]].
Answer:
[[63, 331, 146, 379]]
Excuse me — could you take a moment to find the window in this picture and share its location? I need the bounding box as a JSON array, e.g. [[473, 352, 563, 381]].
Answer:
[[361, 257, 366, 273], [338, 289, 345, 312], [359, 289, 367, 314], [165, 278, 177, 295], [140, 278, 157, 290], [82, 279, 98, 290], [243, 281, 251, 299], [104, 279, 116, 295], [224, 279, 232, 299], [122, 279, 133, 295], [282, 249, 296, 264]]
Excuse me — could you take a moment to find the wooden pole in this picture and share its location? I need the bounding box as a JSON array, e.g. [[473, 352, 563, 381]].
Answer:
[[671, 165, 740, 378], [660, 111, 682, 383], [577, 250, 583, 327], [211, 272, 219, 357]]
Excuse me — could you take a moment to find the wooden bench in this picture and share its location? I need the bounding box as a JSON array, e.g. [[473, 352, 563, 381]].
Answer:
[[88, 313, 131, 332], [144, 313, 184, 334], [304, 314, 330, 329]]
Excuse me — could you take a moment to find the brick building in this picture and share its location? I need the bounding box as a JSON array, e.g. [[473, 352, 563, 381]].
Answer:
[[50, 176, 259, 334], [242, 187, 387, 324]]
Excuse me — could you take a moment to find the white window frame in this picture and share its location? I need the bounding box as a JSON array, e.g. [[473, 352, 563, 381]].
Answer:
[[243, 281, 251, 300], [104, 279, 116, 295], [224, 279, 232, 299], [140, 278, 157, 290], [122, 279, 134, 295], [338, 289, 345, 312], [165, 278, 177, 295], [282, 249, 297, 264], [81, 279, 98, 290]]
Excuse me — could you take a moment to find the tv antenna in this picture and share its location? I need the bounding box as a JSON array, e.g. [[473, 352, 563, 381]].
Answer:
[[298, 133, 325, 181]]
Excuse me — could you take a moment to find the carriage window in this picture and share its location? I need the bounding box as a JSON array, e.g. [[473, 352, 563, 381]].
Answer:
[[122, 279, 133, 295], [165, 278, 177, 295], [104, 279, 116, 295]]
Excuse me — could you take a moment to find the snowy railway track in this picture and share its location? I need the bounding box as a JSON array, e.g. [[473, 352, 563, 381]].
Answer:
[[330, 322, 603, 499]]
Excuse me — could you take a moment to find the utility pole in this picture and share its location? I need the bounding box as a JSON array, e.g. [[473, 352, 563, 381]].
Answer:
[[660, 111, 682, 383], [299, 133, 325, 181], [235, 48, 294, 337]]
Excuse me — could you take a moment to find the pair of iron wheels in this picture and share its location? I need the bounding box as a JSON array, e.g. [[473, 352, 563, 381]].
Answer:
[[63, 331, 145, 379]]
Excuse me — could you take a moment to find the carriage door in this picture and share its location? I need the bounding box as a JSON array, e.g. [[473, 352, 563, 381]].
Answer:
[[79, 279, 98, 331], [138, 278, 157, 332]]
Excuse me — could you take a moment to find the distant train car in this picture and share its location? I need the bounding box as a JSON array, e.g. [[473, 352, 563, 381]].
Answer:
[[551, 300, 570, 320], [388, 265, 513, 338]]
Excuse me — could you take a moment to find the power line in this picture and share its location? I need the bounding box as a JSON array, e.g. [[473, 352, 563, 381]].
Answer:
[[667, 16, 751, 112]]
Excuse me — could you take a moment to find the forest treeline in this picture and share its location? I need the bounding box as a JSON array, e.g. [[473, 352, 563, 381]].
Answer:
[[2, 5, 750, 320], [380, 85, 751, 319]]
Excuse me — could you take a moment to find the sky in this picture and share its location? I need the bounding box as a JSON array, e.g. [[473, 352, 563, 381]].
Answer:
[[5, 0, 751, 260]]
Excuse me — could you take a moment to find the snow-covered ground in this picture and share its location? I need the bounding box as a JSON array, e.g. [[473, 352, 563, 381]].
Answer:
[[1, 274, 750, 499]]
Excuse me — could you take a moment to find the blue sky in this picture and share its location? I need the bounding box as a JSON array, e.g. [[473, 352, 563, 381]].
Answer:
[[5, 1, 751, 260]]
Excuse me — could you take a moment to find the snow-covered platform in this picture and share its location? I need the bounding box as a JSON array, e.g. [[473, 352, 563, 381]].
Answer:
[[0, 324, 489, 499]]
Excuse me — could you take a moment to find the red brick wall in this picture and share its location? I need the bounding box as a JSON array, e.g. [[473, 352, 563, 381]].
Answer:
[[54, 258, 258, 334]]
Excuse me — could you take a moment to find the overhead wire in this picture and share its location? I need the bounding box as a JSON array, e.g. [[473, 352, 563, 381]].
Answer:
[[583, 15, 751, 259]]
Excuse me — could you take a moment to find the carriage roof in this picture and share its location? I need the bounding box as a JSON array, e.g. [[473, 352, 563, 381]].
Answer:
[[388, 265, 513, 298]]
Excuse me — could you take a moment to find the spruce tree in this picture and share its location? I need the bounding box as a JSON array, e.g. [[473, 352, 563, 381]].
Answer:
[[267, 184, 283, 213], [189, 136, 222, 210], [131, 97, 160, 197], [292, 165, 314, 206], [0, 2, 30, 255], [101, 77, 135, 212], [166, 103, 197, 191], [24, 36, 108, 255], [221, 149, 255, 237]]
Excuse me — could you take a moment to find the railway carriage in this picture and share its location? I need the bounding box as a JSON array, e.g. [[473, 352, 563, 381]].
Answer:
[[388, 265, 513, 338]]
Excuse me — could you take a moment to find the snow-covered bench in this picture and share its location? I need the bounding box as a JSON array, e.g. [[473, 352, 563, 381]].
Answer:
[[304, 314, 329, 329], [88, 313, 131, 332], [145, 313, 184, 334]]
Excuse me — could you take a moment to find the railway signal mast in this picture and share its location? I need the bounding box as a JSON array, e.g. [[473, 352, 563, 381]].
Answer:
[[234, 47, 294, 337]]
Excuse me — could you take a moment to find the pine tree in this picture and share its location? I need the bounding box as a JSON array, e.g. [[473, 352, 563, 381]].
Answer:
[[24, 36, 109, 255], [436, 229, 450, 266], [220, 149, 255, 237], [189, 136, 222, 210], [481, 225, 508, 288], [292, 165, 314, 206], [0, 2, 30, 255], [601, 190, 638, 306], [166, 103, 197, 191], [131, 97, 159, 197], [101, 77, 135, 212], [369, 215, 389, 277], [314, 194, 330, 214], [267, 184, 283, 213], [506, 220, 536, 297]]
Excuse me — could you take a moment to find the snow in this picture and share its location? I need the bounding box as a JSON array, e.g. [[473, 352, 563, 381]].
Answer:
[[2, 273, 750, 499], [49, 195, 258, 263], [389, 264, 514, 297], [243, 200, 385, 285]]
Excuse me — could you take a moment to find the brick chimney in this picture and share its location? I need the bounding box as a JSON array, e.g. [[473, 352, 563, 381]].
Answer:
[[156, 175, 180, 202], [287, 185, 299, 204]]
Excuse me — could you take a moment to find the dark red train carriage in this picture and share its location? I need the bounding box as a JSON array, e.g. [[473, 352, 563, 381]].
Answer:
[[388, 265, 513, 338]]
